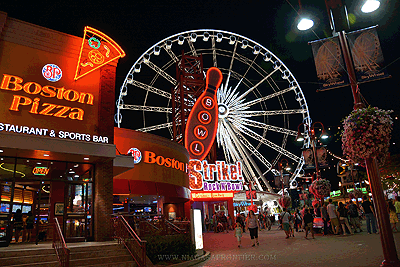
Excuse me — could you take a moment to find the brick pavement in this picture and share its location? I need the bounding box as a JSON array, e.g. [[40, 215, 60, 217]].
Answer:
[[196, 223, 400, 267]]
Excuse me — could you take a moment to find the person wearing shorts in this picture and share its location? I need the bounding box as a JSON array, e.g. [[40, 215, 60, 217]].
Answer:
[[303, 209, 315, 239], [245, 210, 261, 247], [327, 199, 340, 234], [234, 222, 243, 247], [280, 208, 291, 239]]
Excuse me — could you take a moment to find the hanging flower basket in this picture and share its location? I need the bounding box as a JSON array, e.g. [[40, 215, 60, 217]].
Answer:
[[278, 196, 291, 208], [342, 106, 393, 167], [309, 179, 331, 199], [348, 189, 363, 199]]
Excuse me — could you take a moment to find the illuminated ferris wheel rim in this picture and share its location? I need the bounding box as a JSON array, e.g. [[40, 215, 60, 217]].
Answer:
[[116, 29, 312, 192]]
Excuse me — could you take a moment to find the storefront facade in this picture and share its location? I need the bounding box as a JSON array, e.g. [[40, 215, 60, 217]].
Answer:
[[113, 128, 190, 220], [0, 12, 119, 245]]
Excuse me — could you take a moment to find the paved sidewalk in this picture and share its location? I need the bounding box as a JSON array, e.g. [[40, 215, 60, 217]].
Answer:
[[196, 225, 400, 267]]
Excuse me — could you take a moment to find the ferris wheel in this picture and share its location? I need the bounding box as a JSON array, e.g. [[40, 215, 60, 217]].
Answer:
[[116, 29, 311, 192]]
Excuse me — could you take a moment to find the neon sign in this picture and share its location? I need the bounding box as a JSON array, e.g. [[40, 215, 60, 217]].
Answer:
[[143, 151, 187, 173], [74, 27, 125, 80], [33, 167, 49, 176], [42, 64, 62, 82], [188, 159, 243, 191], [185, 68, 222, 160], [127, 148, 142, 164], [0, 74, 94, 121], [191, 192, 234, 200]]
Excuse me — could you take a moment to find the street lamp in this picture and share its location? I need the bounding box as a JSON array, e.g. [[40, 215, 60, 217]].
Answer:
[[361, 0, 381, 13], [296, 121, 329, 181], [277, 158, 291, 196], [295, 1, 399, 265]]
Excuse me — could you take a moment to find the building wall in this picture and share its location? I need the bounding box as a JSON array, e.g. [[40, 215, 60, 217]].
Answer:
[[0, 11, 119, 241]]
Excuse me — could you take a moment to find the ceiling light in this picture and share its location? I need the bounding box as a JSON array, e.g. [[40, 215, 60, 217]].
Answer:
[[0, 150, 3, 153], [84, 157, 89, 161], [361, 0, 380, 13], [43, 154, 49, 157]]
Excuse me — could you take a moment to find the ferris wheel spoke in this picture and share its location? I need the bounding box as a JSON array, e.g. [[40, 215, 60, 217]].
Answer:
[[136, 122, 174, 132], [231, 109, 306, 117], [232, 68, 279, 106], [187, 39, 198, 57], [228, 42, 238, 77], [232, 85, 295, 111], [233, 122, 300, 162], [128, 79, 171, 99], [119, 104, 172, 113], [230, 117, 297, 136], [163, 47, 179, 64], [223, 120, 272, 191], [212, 37, 217, 67], [144, 61, 177, 85]]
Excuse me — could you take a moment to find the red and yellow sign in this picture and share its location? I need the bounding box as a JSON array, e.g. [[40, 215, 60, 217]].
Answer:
[[32, 167, 49, 176], [185, 68, 222, 160], [74, 27, 125, 80], [0, 74, 94, 121], [191, 192, 234, 200]]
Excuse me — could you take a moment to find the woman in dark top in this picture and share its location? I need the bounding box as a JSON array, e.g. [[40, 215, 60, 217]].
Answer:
[[13, 209, 23, 243], [26, 211, 35, 242], [338, 202, 353, 235], [303, 209, 314, 239]]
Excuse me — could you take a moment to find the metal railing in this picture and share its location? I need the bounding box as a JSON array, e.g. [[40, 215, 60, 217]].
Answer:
[[52, 218, 70, 267], [112, 215, 147, 267]]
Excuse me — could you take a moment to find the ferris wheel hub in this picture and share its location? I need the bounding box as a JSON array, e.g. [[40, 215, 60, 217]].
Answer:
[[218, 103, 229, 118]]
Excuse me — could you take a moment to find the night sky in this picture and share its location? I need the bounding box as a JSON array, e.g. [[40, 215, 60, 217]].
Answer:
[[2, 0, 400, 190]]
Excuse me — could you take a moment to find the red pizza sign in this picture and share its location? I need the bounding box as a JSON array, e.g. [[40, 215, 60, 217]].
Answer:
[[74, 27, 125, 80]]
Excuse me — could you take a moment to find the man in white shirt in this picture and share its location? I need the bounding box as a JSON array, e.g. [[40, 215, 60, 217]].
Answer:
[[280, 208, 291, 239], [327, 199, 339, 234]]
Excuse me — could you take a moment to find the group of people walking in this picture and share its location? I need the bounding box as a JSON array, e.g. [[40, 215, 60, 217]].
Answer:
[[203, 195, 400, 248]]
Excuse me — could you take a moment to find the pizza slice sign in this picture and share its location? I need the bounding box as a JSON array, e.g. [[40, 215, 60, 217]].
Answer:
[[74, 26, 125, 80]]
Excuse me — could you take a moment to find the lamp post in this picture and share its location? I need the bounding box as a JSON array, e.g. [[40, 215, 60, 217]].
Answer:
[[278, 159, 291, 196], [298, 1, 399, 265], [296, 121, 329, 181]]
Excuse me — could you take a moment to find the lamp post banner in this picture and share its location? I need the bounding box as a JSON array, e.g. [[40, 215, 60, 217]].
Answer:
[[310, 36, 349, 90], [347, 26, 390, 84]]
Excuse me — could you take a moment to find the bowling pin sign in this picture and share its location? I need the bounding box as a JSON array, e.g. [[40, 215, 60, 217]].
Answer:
[[185, 67, 223, 160]]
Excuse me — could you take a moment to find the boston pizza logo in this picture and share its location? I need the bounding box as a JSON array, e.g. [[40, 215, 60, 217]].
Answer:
[[127, 148, 142, 164], [42, 64, 62, 82]]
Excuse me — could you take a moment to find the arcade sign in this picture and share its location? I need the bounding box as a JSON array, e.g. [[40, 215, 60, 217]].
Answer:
[[188, 159, 244, 191]]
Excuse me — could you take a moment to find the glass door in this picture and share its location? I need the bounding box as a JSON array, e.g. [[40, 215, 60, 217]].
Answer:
[[65, 183, 88, 241]]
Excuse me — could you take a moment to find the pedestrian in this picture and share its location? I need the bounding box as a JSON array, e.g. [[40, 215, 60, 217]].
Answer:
[[361, 195, 378, 234], [279, 208, 291, 239], [327, 199, 340, 234], [205, 215, 210, 232], [338, 202, 353, 235], [348, 200, 362, 233], [303, 208, 315, 239], [221, 213, 229, 233], [13, 209, 24, 243], [388, 201, 398, 232], [245, 210, 261, 246], [234, 222, 243, 247], [212, 213, 218, 233], [25, 211, 34, 242], [395, 196, 400, 222], [321, 202, 329, 236], [289, 211, 295, 237], [227, 214, 233, 230]]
